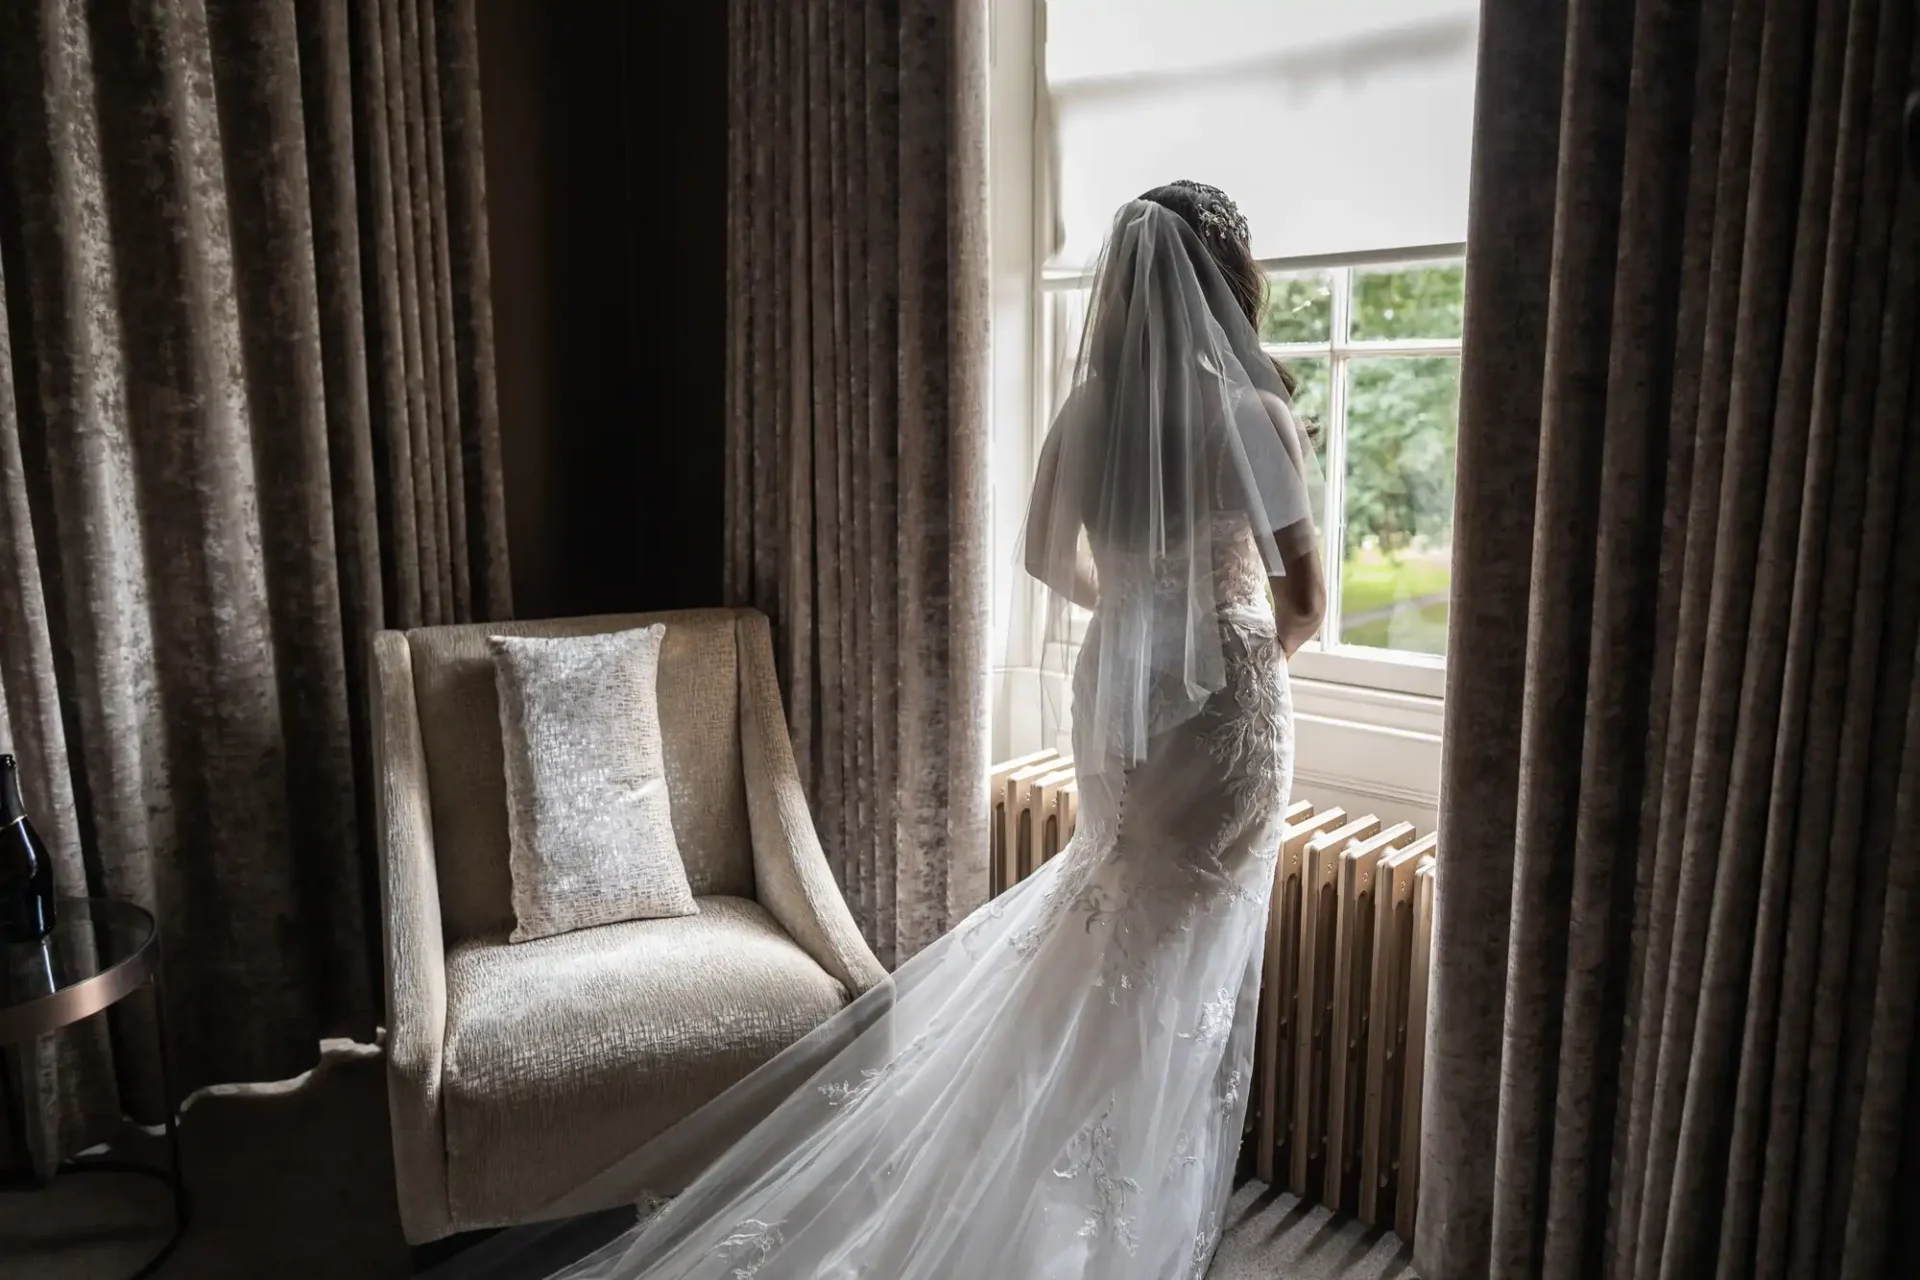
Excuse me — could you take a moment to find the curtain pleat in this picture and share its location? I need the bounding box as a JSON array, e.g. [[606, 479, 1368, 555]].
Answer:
[[0, 0, 510, 1174], [1420, 0, 1920, 1277], [724, 0, 987, 968]]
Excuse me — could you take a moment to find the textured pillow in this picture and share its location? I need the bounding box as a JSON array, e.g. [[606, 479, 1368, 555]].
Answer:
[[490, 625, 697, 942]]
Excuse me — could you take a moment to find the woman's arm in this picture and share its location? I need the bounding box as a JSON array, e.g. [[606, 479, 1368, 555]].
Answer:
[[1031, 544, 1100, 613], [1258, 389, 1327, 655], [1022, 401, 1100, 610], [1270, 536, 1326, 657]]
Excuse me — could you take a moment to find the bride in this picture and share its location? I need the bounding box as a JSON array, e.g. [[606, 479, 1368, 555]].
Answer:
[[537, 181, 1325, 1279]]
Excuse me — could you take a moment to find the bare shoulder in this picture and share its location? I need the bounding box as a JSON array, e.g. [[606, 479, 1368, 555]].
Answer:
[[1255, 388, 1296, 427], [1254, 389, 1308, 461]]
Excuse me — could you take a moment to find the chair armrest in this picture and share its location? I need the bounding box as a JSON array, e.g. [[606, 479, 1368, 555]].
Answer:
[[736, 614, 889, 996], [369, 631, 453, 1243]]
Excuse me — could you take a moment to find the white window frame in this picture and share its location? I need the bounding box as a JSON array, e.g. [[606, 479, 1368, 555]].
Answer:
[[1036, 245, 1464, 702], [1258, 246, 1463, 700]]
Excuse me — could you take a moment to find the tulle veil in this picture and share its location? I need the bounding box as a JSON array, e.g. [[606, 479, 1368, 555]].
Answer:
[[1010, 199, 1321, 770]]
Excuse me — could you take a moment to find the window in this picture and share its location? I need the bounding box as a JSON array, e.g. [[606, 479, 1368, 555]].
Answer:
[[991, 0, 1478, 768], [1038, 252, 1464, 692], [1262, 255, 1463, 692]]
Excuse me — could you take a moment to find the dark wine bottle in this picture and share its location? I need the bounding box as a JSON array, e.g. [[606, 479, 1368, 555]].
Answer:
[[0, 754, 56, 942]]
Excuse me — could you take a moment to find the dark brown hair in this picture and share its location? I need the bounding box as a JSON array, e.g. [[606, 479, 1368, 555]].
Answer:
[[1137, 181, 1300, 402]]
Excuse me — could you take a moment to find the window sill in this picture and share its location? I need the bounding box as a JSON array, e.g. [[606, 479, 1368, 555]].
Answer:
[[1289, 647, 1446, 700], [1289, 673, 1444, 738], [1288, 670, 1443, 830]]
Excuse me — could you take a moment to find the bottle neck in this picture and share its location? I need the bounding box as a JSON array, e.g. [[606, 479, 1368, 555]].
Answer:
[[1, 757, 24, 826]]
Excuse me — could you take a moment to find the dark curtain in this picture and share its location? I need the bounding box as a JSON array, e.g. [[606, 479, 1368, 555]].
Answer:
[[1419, 1, 1920, 1277], [0, 0, 511, 1173], [723, 0, 990, 968]]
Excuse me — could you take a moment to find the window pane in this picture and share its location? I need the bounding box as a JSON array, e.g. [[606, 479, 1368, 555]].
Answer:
[[1339, 356, 1459, 657], [1349, 262, 1467, 342], [1262, 272, 1332, 345], [1044, 288, 1093, 417]]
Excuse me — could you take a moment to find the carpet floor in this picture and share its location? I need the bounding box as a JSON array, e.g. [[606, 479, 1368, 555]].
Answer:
[[0, 1043, 1417, 1280]]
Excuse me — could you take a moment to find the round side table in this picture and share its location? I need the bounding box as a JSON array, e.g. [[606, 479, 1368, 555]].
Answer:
[[0, 898, 189, 1278]]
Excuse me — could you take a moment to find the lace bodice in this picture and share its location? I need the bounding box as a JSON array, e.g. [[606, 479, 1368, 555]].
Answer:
[[1068, 511, 1277, 780], [1090, 512, 1272, 625]]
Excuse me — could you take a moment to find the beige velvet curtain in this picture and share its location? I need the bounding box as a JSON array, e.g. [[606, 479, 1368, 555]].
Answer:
[[1420, 1, 1919, 1277], [724, 0, 990, 968], [0, 0, 510, 1171]]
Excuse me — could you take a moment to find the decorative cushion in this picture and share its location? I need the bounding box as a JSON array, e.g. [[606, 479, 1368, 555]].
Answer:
[[405, 611, 755, 945], [490, 625, 697, 942], [440, 896, 850, 1225]]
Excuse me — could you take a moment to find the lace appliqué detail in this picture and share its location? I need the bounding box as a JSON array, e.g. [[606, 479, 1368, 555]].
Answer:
[[818, 1031, 930, 1112], [818, 1066, 890, 1111], [956, 899, 1006, 958], [1009, 848, 1115, 960], [1204, 623, 1290, 845], [1053, 1105, 1141, 1255], [1027, 851, 1170, 1003], [713, 1218, 783, 1277], [1183, 987, 1237, 1045], [1165, 1130, 1204, 1180], [1191, 1223, 1222, 1279], [1218, 1067, 1245, 1120], [1090, 910, 1159, 1000]]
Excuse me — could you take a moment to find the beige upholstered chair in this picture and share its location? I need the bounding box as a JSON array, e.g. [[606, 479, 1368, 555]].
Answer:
[[369, 607, 886, 1244]]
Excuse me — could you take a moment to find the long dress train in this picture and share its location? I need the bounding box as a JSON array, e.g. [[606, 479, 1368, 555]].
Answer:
[[542, 530, 1292, 1279]]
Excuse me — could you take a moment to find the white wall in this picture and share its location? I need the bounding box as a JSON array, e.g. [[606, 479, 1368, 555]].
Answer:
[[989, 0, 1043, 766], [1290, 679, 1441, 832]]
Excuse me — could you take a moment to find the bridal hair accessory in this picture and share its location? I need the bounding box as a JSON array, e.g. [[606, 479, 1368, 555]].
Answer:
[[1171, 179, 1251, 247]]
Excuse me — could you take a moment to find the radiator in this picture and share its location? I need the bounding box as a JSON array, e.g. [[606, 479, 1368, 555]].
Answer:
[[987, 753, 1438, 1237], [989, 750, 1077, 897]]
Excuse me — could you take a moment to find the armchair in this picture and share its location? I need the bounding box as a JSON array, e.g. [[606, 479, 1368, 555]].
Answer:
[[369, 607, 885, 1243]]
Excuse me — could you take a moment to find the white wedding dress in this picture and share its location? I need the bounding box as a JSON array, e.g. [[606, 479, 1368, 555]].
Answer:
[[540, 198, 1311, 1280], [542, 525, 1292, 1280]]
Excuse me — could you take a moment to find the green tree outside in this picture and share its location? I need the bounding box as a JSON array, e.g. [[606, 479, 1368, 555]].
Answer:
[[1264, 263, 1464, 657]]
